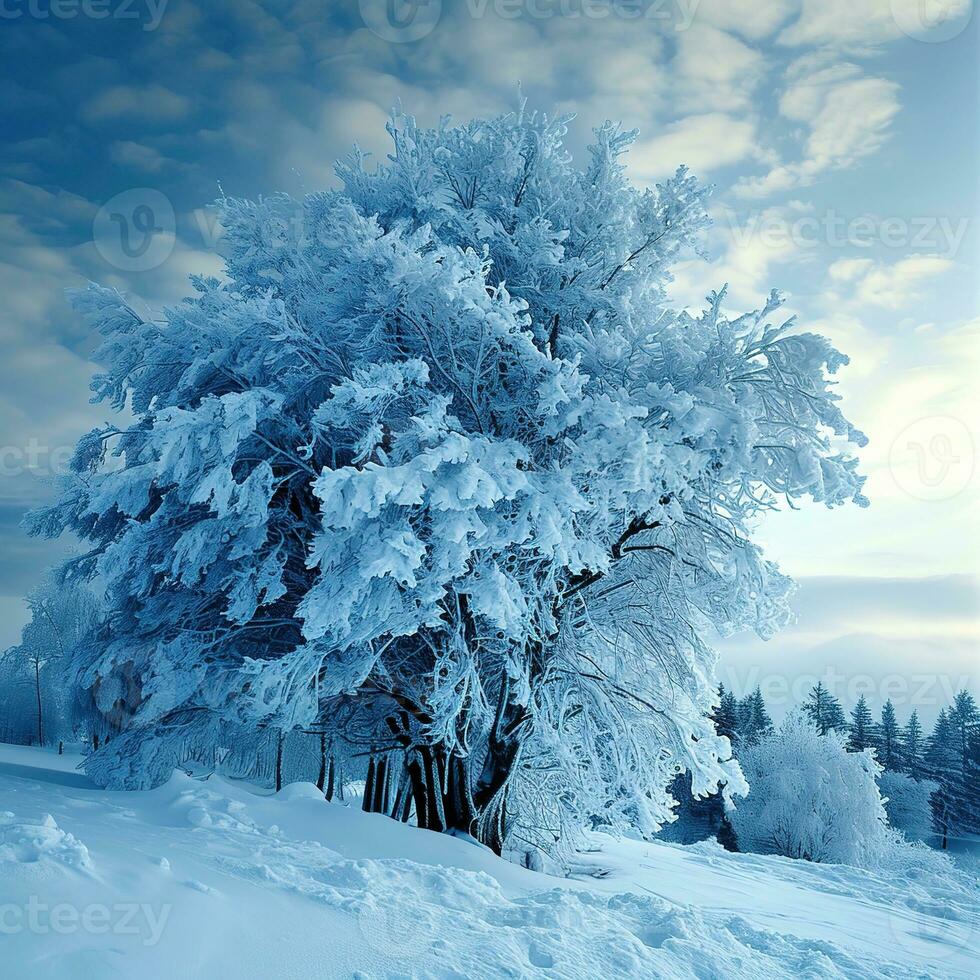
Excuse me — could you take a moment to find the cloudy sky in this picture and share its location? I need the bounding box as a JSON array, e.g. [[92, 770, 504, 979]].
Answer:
[[0, 0, 976, 722]]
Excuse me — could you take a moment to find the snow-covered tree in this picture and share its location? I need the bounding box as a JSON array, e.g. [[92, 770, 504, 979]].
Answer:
[[729, 713, 887, 865], [878, 770, 937, 844], [902, 710, 924, 779], [29, 102, 867, 854], [737, 688, 773, 746], [931, 691, 980, 841], [0, 575, 101, 747], [878, 699, 900, 770], [848, 695, 876, 753], [802, 681, 846, 736], [712, 684, 740, 743], [949, 691, 978, 775]]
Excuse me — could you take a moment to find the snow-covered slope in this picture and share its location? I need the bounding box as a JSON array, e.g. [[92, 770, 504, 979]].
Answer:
[[1, 744, 975, 979]]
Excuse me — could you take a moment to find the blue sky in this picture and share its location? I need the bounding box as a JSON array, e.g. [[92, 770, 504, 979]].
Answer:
[[0, 0, 976, 721]]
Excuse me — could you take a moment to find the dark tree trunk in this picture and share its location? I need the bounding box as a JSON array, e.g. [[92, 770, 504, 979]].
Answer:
[[316, 734, 327, 793], [275, 732, 284, 793], [373, 755, 389, 813], [363, 755, 376, 812]]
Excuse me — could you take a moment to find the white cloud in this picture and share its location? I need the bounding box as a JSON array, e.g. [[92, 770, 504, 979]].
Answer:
[[736, 62, 900, 197], [82, 84, 192, 124], [697, 0, 797, 40], [628, 113, 758, 183], [828, 257, 874, 282], [777, 0, 902, 47], [848, 254, 953, 308], [778, 0, 974, 48], [109, 141, 172, 174], [673, 25, 767, 113]]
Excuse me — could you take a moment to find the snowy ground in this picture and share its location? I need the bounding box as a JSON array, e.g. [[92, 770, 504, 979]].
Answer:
[[1, 744, 976, 979]]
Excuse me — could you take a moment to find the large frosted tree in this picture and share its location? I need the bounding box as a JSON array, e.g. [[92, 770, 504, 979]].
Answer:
[[31, 103, 867, 854]]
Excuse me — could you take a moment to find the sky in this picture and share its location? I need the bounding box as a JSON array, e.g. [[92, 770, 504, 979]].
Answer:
[[0, 0, 977, 723]]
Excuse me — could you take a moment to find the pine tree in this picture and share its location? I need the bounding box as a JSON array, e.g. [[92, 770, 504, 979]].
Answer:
[[713, 684, 740, 745], [848, 695, 876, 752], [949, 690, 978, 775], [925, 709, 956, 848], [903, 710, 924, 779], [802, 682, 847, 735], [738, 688, 773, 747], [878, 699, 900, 770], [947, 690, 980, 835], [962, 724, 980, 835]]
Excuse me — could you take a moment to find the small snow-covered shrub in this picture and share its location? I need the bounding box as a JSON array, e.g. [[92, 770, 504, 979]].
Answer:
[[879, 771, 938, 844], [730, 713, 887, 865]]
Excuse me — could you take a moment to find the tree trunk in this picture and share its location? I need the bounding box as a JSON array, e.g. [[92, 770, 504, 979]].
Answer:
[[316, 734, 327, 793], [34, 660, 43, 747], [373, 755, 389, 813], [275, 732, 284, 793], [363, 755, 376, 812]]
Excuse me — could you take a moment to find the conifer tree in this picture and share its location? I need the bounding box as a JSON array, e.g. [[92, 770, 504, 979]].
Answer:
[[878, 699, 900, 771], [925, 709, 956, 848], [848, 695, 876, 753], [903, 710, 924, 780], [949, 690, 978, 775], [713, 684, 741, 745], [802, 681, 846, 736], [738, 688, 773, 747]]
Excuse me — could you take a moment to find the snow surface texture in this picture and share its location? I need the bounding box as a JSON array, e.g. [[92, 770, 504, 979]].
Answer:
[[0, 744, 976, 979]]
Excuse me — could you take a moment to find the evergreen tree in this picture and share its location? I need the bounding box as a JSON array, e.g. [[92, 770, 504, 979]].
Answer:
[[878, 699, 900, 771], [848, 695, 876, 753], [947, 690, 980, 835], [925, 709, 956, 848], [949, 690, 979, 775], [962, 723, 980, 835], [713, 684, 740, 745], [802, 681, 846, 735], [903, 710, 924, 779], [738, 688, 773, 746]]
